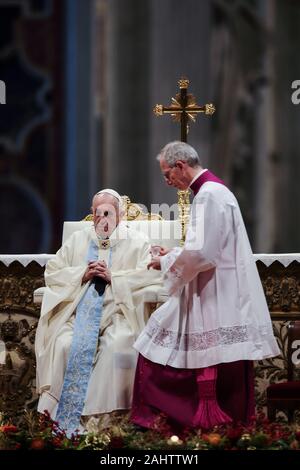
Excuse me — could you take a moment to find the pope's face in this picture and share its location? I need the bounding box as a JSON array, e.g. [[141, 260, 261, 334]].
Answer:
[[159, 157, 190, 190], [92, 196, 120, 238]]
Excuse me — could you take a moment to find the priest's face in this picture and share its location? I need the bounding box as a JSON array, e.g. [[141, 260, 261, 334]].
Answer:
[[92, 194, 120, 238], [159, 158, 190, 190]]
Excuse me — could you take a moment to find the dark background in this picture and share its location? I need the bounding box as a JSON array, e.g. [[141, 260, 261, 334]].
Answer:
[[0, 0, 299, 254]]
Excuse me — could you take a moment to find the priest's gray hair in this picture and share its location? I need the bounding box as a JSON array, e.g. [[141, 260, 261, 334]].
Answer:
[[157, 141, 201, 168]]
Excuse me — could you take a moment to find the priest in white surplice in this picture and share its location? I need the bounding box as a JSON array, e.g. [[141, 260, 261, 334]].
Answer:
[[131, 142, 280, 431], [35, 189, 162, 434]]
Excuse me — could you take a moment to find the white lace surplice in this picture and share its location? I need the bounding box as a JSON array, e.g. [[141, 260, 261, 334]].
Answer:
[[134, 182, 280, 369]]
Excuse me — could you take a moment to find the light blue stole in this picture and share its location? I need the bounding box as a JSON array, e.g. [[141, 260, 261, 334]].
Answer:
[[55, 239, 111, 436]]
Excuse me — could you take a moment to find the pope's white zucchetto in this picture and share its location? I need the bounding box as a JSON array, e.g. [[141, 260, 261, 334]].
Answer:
[[95, 189, 124, 209]]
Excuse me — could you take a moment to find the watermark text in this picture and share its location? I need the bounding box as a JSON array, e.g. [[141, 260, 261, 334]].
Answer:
[[0, 80, 6, 104], [291, 80, 300, 105]]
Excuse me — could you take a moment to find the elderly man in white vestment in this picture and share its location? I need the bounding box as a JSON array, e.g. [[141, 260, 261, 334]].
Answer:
[[35, 189, 162, 433], [131, 142, 280, 432]]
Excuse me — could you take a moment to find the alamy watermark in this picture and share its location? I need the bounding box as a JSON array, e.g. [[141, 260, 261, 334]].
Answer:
[[291, 80, 300, 105], [93, 200, 205, 248], [0, 340, 6, 364], [0, 80, 6, 104], [291, 340, 300, 365]]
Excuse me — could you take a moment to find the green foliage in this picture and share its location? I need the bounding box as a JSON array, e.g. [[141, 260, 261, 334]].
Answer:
[[0, 410, 300, 451]]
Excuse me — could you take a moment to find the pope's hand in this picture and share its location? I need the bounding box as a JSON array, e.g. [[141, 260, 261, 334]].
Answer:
[[147, 256, 161, 271], [151, 245, 170, 257], [95, 260, 111, 283], [82, 260, 111, 283]]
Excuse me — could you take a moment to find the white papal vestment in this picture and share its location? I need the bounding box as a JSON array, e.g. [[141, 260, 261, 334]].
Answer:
[[35, 222, 162, 418]]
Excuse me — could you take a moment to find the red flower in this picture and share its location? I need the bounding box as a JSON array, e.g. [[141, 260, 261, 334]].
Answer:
[[42, 410, 51, 419], [273, 430, 284, 440], [109, 436, 124, 448], [295, 431, 300, 442], [0, 425, 18, 433], [52, 438, 62, 448], [226, 428, 242, 443], [30, 439, 45, 450]]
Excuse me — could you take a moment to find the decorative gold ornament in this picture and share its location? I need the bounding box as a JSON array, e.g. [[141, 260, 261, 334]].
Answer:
[[178, 189, 191, 246], [84, 195, 162, 223], [153, 104, 164, 116], [178, 78, 189, 89], [205, 103, 216, 115], [153, 77, 216, 243], [98, 239, 110, 250], [153, 77, 216, 140]]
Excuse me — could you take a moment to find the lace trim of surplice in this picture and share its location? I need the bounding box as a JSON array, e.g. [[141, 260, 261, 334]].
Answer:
[[145, 317, 271, 352]]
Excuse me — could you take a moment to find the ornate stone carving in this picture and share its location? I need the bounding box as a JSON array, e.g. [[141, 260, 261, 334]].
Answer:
[[262, 275, 300, 313], [255, 261, 300, 419], [0, 262, 44, 423], [257, 261, 300, 318], [1, 257, 300, 423]]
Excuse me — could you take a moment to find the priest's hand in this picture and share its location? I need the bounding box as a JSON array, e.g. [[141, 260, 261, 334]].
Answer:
[[159, 247, 171, 256], [147, 256, 161, 270]]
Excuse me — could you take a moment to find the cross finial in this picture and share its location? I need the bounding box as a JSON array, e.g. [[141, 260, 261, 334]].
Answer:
[[153, 78, 216, 245], [153, 77, 215, 142]]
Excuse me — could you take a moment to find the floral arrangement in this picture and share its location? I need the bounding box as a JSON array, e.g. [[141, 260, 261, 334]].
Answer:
[[0, 410, 300, 451]]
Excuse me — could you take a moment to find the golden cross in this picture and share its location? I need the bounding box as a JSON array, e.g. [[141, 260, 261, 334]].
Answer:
[[153, 78, 215, 142], [153, 78, 215, 244]]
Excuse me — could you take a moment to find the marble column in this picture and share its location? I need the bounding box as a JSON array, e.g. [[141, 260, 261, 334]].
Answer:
[[105, 0, 212, 212], [274, 0, 300, 252], [106, 0, 151, 206], [148, 0, 212, 210], [253, 0, 276, 252], [64, 0, 97, 220]]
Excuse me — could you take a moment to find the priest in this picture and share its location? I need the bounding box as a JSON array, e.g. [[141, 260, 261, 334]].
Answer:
[[131, 141, 280, 431], [35, 189, 162, 434]]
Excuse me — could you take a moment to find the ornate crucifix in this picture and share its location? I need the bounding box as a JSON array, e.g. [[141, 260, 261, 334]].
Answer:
[[153, 78, 215, 243], [153, 78, 215, 142]]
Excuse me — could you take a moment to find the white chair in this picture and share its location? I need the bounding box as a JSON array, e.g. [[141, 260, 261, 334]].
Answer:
[[34, 218, 181, 305]]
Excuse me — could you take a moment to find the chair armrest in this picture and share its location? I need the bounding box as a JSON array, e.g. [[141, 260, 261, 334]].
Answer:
[[143, 288, 168, 304], [33, 286, 169, 306], [34, 287, 46, 305]]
